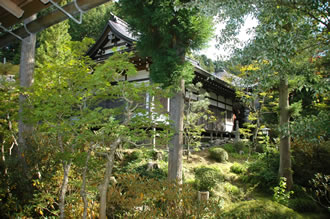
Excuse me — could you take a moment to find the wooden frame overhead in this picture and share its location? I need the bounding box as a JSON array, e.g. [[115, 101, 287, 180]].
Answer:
[[0, 0, 111, 48], [0, 0, 62, 28]]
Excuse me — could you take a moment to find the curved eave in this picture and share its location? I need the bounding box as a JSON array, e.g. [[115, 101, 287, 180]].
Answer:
[[194, 68, 236, 97], [108, 20, 137, 44], [86, 23, 111, 58]]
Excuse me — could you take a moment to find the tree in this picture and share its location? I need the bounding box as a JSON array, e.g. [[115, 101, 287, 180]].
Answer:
[[88, 52, 170, 219], [189, 0, 329, 190], [118, 0, 213, 183], [184, 82, 214, 160], [69, 2, 117, 41], [17, 14, 37, 202]]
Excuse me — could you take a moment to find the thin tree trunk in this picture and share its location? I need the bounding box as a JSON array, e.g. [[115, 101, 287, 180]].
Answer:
[[59, 161, 72, 219], [17, 14, 37, 201], [99, 138, 121, 219], [81, 147, 93, 219], [168, 79, 185, 184], [279, 77, 293, 190]]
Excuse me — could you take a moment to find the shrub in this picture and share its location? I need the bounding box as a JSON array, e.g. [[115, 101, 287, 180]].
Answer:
[[128, 150, 144, 161], [244, 149, 279, 193], [220, 199, 303, 219], [224, 182, 240, 195], [233, 141, 245, 153], [292, 141, 330, 187], [107, 174, 222, 218], [273, 177, 294, 206], [289, 197, 319, 213], [209, 147, 229, 162], [309, 173, 330, 211], [221, 144, 236, 153], [230, 162, 246, 174], [194, 166, 223, 191]]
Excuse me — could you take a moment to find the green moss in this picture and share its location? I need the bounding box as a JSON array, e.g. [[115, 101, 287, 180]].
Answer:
[[209, 147, 229, 162], [194, 166, 223, 191], [230, 162, 247, 174], [220, 199, 303, 219]]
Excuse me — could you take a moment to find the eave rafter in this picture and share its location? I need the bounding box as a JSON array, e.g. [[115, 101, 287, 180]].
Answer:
[[0, 0, 25, 18]]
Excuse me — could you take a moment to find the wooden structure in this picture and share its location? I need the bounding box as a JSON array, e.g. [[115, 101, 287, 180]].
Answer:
[[0, 0, 110, 47], [87, 15, 238, 140]]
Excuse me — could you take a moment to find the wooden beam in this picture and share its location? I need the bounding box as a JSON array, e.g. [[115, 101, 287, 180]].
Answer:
[[0, 0, 111, 48], [0, 0, 24, 18], [0, 0, 62, 28]]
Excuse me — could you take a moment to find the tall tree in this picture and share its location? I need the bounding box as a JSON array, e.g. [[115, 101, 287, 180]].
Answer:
[[17, 14, 37, 202], [190, 0, 329, 190], [118, 0, 213, 183]]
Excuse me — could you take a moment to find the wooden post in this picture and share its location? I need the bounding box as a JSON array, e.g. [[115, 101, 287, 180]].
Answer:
[[198, 191, 209, 201]]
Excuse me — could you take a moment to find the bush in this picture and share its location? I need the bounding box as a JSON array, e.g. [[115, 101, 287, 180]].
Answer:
[[233, 142, 245, 153], [243, 149, 279, 193], [230, 162, 246, 174], [194, 166, 223, 191], [107, 174, 222, 218], [292, 141, 330, 187], [309, 173, 330, 211], [221, 144, 236, 153], [220, 199, 303, 219], [209, 147, 229, 162], [224, 182, 240, 195], [128, 150, 144, 161], [273, 177, 294, 206], [289, 197, 319, 213]]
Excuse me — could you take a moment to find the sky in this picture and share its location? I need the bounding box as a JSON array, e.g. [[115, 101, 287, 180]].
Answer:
[[200, 16, 258, 61]]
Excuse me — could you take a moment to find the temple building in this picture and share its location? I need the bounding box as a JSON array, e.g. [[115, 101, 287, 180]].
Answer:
[[87, 15, 241, 141]]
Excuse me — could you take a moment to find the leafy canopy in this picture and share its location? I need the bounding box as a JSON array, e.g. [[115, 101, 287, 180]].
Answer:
[[118, 0, 213, 87]]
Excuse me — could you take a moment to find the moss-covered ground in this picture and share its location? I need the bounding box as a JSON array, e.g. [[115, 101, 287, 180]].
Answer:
[[182, 149, 329, 219]]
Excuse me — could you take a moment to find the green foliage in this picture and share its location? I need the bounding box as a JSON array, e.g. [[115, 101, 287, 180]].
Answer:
[[288, 197, 318, 213], [69, 2, 116, 41], [223, 182, 240, 195], [230, 162, 246, 174], [127, 150, 145, 162], [292, 140, 330, 187], [244, 149, 279, 193], [221, 143, 236, 153], [290, 111, 330, 143], [232, 141, 246, 153], [273, 177, 294, 206], [107, 174, 221, 218], [120, 149, 168, 180], [194, 165, 223, 191], [209, 147, 229, 163], [184, 82, 214, 155], [36, 20, 73, 68], [118, 0, 213, 87], [220, 199, 303, 219], [309, 173, 330, 211]]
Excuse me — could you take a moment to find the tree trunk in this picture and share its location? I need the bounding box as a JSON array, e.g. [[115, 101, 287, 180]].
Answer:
[[99, 138, 121, 219], [81, 147, 93, 219], [59, 161, 72, 219], [168, 79, 185, 184], [279, 77, 293, 190], [17, 14, 37, 201]]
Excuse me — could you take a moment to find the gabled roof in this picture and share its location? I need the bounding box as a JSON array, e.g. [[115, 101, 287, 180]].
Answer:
[[108, 14, 137, 43], [214, 70, 243, 87], [87, 14, 236, 96], [87, 14, 136, 58]]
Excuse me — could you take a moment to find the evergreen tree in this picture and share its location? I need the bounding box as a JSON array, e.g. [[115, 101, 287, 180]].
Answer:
[[118, 0, 213, 183]]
